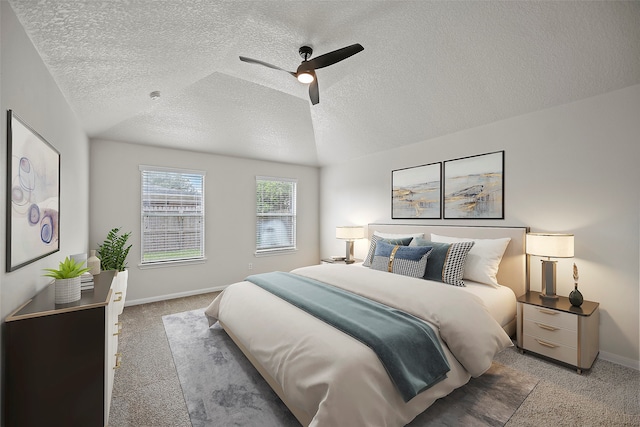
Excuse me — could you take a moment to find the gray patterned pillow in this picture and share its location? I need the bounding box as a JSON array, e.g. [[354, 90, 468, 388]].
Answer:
[[363, 234, 414, 267], [413, 238, 474, 286], [370, 241, 433, 278]]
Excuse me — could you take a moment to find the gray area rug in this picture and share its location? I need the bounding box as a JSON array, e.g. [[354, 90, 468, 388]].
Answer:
[[163, 309, 538, 427]]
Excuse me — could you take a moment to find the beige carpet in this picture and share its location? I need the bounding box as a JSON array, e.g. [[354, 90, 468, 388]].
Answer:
[[495, 347, 639, 426], [109, 292, 639, 426]]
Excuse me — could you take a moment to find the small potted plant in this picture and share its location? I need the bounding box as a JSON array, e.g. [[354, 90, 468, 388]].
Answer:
[[44, 257, 91, 304]]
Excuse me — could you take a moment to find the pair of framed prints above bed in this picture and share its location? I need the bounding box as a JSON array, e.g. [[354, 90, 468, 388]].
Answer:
[[392, 150, 504, 220]]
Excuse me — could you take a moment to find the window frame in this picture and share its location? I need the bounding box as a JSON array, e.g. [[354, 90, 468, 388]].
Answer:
[[255, 175, 297, 256], [139, 165, 206, 268]]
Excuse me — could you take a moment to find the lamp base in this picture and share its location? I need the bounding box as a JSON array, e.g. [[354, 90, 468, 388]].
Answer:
[[345, 240, 355, 264], [540, 259, 559, 299]]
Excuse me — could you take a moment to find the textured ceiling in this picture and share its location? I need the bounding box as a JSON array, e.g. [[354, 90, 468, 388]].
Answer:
[[8, 1, 640, 166]]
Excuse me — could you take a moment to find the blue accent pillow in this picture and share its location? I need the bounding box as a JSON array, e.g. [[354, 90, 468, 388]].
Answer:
[[371, 241, 433, 278], [413, 238, 474, 286], [363, 235, 414, 267]]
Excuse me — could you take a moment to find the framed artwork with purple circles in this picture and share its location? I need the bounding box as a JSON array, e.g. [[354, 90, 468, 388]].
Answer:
[[6, 110, 60, 272]]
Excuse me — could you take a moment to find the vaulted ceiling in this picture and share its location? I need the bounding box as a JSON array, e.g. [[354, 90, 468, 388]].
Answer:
[[8, 1, 640, 166]]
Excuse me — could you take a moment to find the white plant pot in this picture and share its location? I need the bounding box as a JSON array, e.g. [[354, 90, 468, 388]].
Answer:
[[55, 277, 81, 304]]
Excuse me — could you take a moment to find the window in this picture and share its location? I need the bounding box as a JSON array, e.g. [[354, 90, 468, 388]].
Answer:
[[256, 176, 297, 254], [140, 165, 205, 265]]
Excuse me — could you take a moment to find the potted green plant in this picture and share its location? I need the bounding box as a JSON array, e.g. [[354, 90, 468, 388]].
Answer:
[[44, 257, 91, 304], [97, 228, 132, 308], [97, 227, 132, 272]]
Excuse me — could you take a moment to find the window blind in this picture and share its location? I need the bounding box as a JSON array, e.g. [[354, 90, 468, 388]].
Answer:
[[140, 166, 205, 264], [256, 176, 297, 253]]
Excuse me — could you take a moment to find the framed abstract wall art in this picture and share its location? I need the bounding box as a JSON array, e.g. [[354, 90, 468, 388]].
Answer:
[[392, 162, 441, 219], [6, 110, 60, 272], [443, 151, 504, 219]]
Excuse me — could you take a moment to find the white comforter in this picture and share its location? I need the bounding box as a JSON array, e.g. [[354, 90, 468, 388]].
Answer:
[[204, 264, 513, 427]]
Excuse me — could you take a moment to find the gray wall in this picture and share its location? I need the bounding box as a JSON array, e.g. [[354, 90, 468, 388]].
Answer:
[[0, 2, 91, 408], [0, 1, 90, 322], [90, 139, 320, 303], [320, 85, 640, 368]]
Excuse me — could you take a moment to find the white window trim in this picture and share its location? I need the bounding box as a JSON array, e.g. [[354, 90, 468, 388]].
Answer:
[[255, 175, 297, 255], [139, 164, 207, 175], [138, 257, 207, 269], [140, 165, 206, 267]]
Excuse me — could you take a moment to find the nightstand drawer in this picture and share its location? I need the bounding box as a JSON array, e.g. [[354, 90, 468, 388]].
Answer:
[[523, 304, 577, 331], [523, 319, 577, 347], [523, 334, 577, 366]]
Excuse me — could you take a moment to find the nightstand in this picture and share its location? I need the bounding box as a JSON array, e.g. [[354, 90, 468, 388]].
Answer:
[[517, 291, 599, 373], [321, 258, 363, 265]]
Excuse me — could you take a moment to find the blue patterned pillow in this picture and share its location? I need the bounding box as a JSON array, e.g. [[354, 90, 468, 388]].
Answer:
[[413, 238, 474, 286], [363, 235, 414, 267], [370, 241, 433, 278]]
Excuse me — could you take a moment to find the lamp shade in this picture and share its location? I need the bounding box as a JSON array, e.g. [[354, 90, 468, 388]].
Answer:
[[336, 226, 365, 240], [526, 233, 574, 258]]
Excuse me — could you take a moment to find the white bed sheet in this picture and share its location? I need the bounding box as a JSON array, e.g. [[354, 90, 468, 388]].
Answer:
[[458, 281, 516, 328], [351, 262, 516, 328], [205, 264, 513, 427]]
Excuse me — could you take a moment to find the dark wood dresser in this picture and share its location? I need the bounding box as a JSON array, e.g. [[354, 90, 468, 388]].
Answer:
[[3, 270, 125, 427]]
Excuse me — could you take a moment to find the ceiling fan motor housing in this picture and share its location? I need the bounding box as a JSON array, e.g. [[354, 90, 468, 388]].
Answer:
[[299, 46, 313, 60]]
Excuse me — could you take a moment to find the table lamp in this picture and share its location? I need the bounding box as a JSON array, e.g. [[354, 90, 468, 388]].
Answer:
[[336, 226, 365, 264], [526, 233, 574, 299]]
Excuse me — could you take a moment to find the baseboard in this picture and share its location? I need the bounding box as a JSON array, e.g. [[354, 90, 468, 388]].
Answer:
[[125, 285, 227, 307], [599, 350, 640, 371]]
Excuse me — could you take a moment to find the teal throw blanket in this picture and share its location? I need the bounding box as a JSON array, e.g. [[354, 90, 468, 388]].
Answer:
[[245, 271, 450, 402]]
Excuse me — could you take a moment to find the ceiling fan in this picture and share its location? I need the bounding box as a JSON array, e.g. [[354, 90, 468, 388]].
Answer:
[[239, 43, 364, 105]]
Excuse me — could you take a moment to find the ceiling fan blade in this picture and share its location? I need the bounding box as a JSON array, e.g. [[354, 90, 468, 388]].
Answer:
[[239, 56, 296, 77], [305, 44, 364, 70], [309, 78, 319, 105]]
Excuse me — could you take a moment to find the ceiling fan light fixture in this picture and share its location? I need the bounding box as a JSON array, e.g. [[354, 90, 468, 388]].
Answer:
[[239, 43, 363, 104], [297, 72, 315, 84]]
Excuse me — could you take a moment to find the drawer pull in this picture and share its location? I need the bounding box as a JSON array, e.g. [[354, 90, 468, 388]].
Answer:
[[113, 321, 123, 336], [536, 339, 558, 349], [113, 292, 123, 303], [536, 322, 558, 331], [537, 308, 557, 315], [114, 353, 122, 369]]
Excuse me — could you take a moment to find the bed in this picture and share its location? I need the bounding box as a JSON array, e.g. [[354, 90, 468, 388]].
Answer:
[[204, 224, 528, 426]]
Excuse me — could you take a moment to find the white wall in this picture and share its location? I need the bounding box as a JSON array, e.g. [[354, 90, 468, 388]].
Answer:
[[1, 1, 91, 411], [320, 85, 640, 368], [90, 139, 320, 303], [0, 1, 90, 321]]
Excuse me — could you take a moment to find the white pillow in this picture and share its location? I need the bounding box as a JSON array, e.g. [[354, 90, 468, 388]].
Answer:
[[374, 231, 424, 239], [430, 233, 511, 287]]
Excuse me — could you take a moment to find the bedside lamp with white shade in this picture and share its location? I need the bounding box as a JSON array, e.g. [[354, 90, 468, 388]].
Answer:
[[336, 226, 365, 264], [525, 233, 574, 299]]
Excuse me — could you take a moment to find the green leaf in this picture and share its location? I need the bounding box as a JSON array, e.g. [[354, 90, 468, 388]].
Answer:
[[43, 257, 91, 279], [97, 227, 132, 271]]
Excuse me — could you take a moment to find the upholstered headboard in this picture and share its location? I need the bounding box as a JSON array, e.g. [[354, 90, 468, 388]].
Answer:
[[367, 224, 528, 297]]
